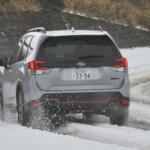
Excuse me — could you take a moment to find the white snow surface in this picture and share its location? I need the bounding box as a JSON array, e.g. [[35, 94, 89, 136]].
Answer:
[[0, 47, 150, 150], [0, 121, 136, 150], [121, 47, 150, 104], [58, 123, 150, 150]]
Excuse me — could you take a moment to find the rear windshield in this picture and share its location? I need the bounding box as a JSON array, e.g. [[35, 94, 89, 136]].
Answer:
[[37, 36, 121, 67]]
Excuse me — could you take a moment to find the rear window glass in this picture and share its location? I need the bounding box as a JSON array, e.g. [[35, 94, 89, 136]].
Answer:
[[37, 36, 121, 66]]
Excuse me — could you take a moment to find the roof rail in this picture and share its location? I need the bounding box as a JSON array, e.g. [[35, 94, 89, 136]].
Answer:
[[27, 27, 46, 33]]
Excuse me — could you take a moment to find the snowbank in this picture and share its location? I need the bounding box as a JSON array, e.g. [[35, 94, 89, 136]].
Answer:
[[58, 123, 150, 150], [0, 121, 135, 150], [120, 47, 150, 104], [120, 47, 150, 75]]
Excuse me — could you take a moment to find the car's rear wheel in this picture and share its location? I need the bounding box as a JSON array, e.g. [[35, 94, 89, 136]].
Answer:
[[17, 87, 29, 126], [0, 85, 4, 120], [109, 101, 128, 126]]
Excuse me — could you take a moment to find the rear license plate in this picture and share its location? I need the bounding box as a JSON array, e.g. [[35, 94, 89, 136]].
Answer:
[[72, 69, 92, 80]]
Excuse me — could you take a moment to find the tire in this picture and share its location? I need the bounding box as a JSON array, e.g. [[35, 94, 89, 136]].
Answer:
[[0, 85, 4, 120], [17, 87, 29, 126], [110, 106, 129, 126]]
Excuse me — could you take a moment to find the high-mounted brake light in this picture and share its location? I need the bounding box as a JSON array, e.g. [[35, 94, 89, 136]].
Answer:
[[28, 60, 50, 74], [112, 58, 128, 72]]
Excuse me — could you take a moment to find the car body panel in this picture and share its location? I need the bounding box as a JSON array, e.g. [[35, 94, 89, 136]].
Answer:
[[35, 67, 125, 91]]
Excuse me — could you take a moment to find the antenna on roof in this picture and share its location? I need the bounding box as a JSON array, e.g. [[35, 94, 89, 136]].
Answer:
[[66, 23, 71, 30], [71, 27, 75, 32]]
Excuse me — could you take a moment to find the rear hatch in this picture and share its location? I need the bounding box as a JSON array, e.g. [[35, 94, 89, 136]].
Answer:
[[33, 35, 125, 91]]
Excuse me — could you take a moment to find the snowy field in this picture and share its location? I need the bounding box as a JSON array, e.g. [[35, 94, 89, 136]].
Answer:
[[0, 47, 150, 150]]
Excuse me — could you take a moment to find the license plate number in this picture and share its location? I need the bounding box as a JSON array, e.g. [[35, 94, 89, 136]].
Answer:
[[72, 69, 91, 80]]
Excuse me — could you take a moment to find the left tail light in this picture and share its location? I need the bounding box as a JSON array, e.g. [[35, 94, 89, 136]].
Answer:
[[112, 57, 128, 72], [28, 60, 50, 75]]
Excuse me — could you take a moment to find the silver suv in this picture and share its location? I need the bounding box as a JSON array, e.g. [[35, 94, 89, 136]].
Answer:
[[0, 27, 130, 126]]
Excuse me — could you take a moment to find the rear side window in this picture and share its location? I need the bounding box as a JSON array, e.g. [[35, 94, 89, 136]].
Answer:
[[27, 36, 38, 56], [18, 36, 32, 61], [37, 36, 121, 67], [9, 38, 24, 64]]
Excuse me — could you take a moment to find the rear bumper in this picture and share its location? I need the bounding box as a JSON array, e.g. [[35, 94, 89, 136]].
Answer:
[[28, 92, 130, 114], [27, 74, 130, 103]]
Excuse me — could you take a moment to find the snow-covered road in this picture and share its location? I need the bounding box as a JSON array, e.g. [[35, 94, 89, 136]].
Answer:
[[0, 47, 150, 150]]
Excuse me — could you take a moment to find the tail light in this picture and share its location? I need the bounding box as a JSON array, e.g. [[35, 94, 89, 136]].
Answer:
[[28, 60, 50, 74], [122, 99, 130, 105], [112, 58, 128, 72]]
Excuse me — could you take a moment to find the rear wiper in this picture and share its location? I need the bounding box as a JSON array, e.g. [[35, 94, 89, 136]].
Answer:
[[78, 55, 104, 60]]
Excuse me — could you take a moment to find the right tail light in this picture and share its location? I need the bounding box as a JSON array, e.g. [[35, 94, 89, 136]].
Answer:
[[112, 57, 128, 72]]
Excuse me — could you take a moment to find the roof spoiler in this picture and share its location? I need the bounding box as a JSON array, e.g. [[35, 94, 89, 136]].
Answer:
[[27, 27, 46, 33], [90, 26, 104, 31]]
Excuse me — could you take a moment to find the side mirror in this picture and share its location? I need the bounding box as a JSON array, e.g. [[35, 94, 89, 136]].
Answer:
[[0, 57, 8, 68]]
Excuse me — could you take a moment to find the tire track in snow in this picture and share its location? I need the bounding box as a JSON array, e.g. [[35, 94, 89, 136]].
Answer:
[[56, 123, 150, 150]]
